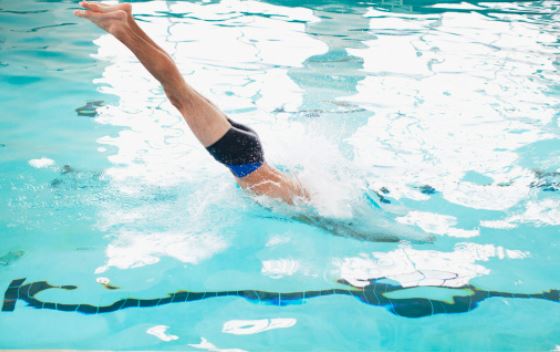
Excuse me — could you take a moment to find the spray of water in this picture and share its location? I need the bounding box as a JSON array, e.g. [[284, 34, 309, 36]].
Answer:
[[251, 116, 434, 243]]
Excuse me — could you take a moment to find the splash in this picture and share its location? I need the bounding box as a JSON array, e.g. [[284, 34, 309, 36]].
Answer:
[[253, 117, 434, 242]]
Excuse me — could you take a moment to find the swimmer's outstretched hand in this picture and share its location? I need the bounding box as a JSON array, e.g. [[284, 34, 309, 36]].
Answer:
[[74, 1, 132, 35]]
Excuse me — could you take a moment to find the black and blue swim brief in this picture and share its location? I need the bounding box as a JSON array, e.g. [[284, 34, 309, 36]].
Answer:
[[206, 118, 264, 178]]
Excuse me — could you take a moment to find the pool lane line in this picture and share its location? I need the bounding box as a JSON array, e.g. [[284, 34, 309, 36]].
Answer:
[[2, 278, 559, 318]]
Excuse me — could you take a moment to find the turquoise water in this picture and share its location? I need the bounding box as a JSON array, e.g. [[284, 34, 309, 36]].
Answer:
[[1, 0, 559, 350]]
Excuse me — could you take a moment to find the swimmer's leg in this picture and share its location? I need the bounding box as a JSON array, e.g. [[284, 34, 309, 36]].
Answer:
[[74, 2, 230, 147], [74, 2, 309, 204]]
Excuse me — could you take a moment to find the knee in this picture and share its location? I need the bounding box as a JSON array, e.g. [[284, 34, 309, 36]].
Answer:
[[154, 59, 178, 83], [163, 85, 191, 111]]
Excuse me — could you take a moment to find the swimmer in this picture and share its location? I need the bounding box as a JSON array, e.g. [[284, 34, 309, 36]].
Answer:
[[73, 2, 433, 242], [74, 1, 307, 204]]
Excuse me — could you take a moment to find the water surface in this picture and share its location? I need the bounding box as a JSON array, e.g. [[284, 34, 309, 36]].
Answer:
[[0, 0, 559, 350]]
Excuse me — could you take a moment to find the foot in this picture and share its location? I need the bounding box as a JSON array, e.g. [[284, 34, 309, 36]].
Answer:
[[74, 7, 129, 35]]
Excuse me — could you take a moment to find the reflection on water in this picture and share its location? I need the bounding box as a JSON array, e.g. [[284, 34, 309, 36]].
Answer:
[[81, 0, 560, 293]]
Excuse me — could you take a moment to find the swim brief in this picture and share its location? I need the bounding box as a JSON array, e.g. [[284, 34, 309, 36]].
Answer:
[[206, 118, 264, 178]]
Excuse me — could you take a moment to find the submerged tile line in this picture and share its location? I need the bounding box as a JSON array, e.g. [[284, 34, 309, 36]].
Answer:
[[2, 278, 559, 319]]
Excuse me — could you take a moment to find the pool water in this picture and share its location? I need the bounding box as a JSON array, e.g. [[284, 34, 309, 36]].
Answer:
[[1, 0, 559, 350]]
